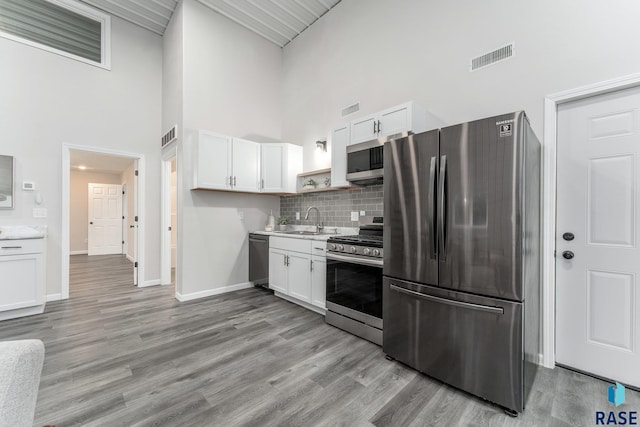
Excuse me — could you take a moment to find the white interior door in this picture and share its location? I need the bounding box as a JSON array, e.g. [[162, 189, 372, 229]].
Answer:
[[88, 183, 123, 256], [556, 86, 640, 387]]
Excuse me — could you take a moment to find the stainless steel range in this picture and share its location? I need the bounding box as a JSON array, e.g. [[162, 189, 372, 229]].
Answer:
[[325, 221, 383, 345]]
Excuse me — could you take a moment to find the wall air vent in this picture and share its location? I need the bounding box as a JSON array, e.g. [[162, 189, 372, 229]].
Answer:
[[471, 43, 514, 71], [161, 125, 178, 147], [341, 102, 360, 117]]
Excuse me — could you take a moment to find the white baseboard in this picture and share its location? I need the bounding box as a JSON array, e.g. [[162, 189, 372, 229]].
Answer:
[[526, 352, 544, 366], [175, 282, 253, 302], [139, 279, 161, 288], [70, 250, 88, 255], [274, 291, 326, 316], [126, 254, 135, 262], [46, 293, 62, 302]]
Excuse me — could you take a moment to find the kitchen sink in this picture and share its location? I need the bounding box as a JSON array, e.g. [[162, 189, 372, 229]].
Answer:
[[276, 230, 330, 236]]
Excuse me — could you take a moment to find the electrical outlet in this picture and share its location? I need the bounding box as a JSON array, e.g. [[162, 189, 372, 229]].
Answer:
[[350, 211, 359, 221], [238, 211, 244, 220], [360, 211, 365, 216], [296, 212, 300, 220], [33, 208, 47, 218]]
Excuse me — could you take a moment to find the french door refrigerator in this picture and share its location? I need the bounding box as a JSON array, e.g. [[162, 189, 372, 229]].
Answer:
[[382, 111, 541, 414]]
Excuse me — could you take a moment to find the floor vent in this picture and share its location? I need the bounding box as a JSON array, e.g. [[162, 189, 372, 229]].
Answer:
[[471, 43, 514, 71], [161, 125, 178, 147], [341, 102, 360, 117]]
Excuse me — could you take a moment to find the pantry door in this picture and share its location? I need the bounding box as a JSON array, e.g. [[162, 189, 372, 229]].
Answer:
[[556, 86, 640, 387], [88, 183, 123, 256]]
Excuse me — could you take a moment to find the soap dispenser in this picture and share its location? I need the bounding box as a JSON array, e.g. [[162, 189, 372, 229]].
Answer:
[[266, 210, 275, 231]]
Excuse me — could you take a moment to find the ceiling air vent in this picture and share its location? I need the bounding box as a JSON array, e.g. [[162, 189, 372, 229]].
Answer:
[[161, 125, 178, 147], [471, 43, 514, 71], [341, 102, 360, 117]]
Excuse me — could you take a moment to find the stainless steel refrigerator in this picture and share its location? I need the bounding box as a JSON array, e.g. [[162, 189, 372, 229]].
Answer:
[[383, 111, 540, 414]]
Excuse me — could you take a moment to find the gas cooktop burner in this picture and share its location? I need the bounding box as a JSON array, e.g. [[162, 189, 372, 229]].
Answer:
[[327, 222, 384, 258], [327, 235, 383, 247]]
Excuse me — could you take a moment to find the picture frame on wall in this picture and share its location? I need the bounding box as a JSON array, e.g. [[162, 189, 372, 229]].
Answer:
[[0, 155, 14, 209]]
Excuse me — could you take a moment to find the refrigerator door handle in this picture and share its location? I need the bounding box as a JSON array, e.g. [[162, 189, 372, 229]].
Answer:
[[428, 156, 437, 259], [389, 284, 504, 315], [438, 155, 447, 260]]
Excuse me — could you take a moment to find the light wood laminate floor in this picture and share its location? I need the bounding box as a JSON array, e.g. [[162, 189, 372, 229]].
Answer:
[[0, 254, 637, 426]]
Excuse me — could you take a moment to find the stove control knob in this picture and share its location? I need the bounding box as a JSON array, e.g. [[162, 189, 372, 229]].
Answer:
[[363, 248, 371, 256], [350, 246, 357, 253], [337, 244, 344, 251], [329, 243, 336, 251], [373, 249, 381, 257]]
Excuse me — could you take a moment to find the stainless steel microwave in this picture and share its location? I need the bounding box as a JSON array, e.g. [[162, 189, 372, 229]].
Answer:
[[346, 139, 384, 185], [346, 132, 412, 185]]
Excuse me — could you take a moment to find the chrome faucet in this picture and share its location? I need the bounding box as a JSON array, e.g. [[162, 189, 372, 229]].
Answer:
[[304, 206, 324, 233]]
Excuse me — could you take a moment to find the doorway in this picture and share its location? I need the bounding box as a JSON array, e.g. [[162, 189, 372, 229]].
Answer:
[[62, 145, 146, 299], [555, 86, 640, 388], [161, 143, 177, 287]]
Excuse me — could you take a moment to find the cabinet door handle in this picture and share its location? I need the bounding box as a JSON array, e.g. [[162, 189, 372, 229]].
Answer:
[[233, 176, 237, 186], [283, 254, 287, 266], [373, 120, 377, 134], [377, 120, 381, 134], [310, 260, 313, 272], [261, 179, 264, 189], [2, 246, 22, 249]]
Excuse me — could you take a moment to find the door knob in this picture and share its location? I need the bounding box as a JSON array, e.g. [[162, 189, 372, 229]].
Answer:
[[562, 251, 574, 260], [562, 232, 575, 241], [90, 221, 93, 225]]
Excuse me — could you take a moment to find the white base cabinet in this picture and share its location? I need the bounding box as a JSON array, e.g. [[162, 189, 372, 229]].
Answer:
[[268, 236, 326, 313], [0, 238, 45, 321]]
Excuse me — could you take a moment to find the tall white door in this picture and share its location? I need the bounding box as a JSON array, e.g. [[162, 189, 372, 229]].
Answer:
[[556, 86, 640, 387], [88, 183, 123, 256]]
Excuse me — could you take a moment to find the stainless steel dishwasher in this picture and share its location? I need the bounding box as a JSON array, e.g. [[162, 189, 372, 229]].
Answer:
[[249, 233, 269, 287]]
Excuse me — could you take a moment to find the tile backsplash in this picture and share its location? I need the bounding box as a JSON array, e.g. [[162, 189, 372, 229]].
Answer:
[[280, 185, 383, 228]]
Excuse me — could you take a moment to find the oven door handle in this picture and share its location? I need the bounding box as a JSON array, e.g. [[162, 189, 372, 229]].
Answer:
[[326, 252, 383, 268]]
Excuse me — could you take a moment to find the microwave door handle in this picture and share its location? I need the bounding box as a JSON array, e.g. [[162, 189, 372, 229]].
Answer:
[[438, 155, 447, 260], [428, 156, 437, 260]]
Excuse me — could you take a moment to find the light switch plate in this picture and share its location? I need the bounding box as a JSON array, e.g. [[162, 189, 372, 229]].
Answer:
[[360, 211, 365, 216], [350, 211, 359, 221], [296, 212, 300, 220], [33, 208, 47, 218]]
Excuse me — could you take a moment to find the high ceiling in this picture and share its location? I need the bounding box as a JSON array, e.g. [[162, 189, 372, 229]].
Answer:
[[80, 0, 342, 47]]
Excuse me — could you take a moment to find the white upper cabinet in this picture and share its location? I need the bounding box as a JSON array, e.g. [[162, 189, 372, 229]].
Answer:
[[192, 131, 301, 194], [350, 114, 378, 145], [193, 130, 232, 190], [232, 137, 260, 192], [330, 124, 350, 188], [261, 143, 302, 194], [349, 101, 438, 145]]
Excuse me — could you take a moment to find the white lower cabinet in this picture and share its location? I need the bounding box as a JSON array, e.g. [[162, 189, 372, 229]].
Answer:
[[310, 255, 326, 309], [268, 236, 326, 313], [268, 248, 288, 294], [0, 238, 46, 321]]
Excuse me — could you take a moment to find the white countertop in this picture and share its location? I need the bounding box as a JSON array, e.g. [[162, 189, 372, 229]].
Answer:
[[251, 226, 358, 241], [0, 225, 47, 240]]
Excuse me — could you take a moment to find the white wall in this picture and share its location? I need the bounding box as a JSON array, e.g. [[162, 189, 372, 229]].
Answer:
[[282, 0, 640, 170], [69, 170, 122, 253], [165, 0, 282, 298], [0, 16, 163, 296]]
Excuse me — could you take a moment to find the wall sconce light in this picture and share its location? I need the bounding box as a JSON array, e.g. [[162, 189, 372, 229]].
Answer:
[[316, 140, 327, 152]]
